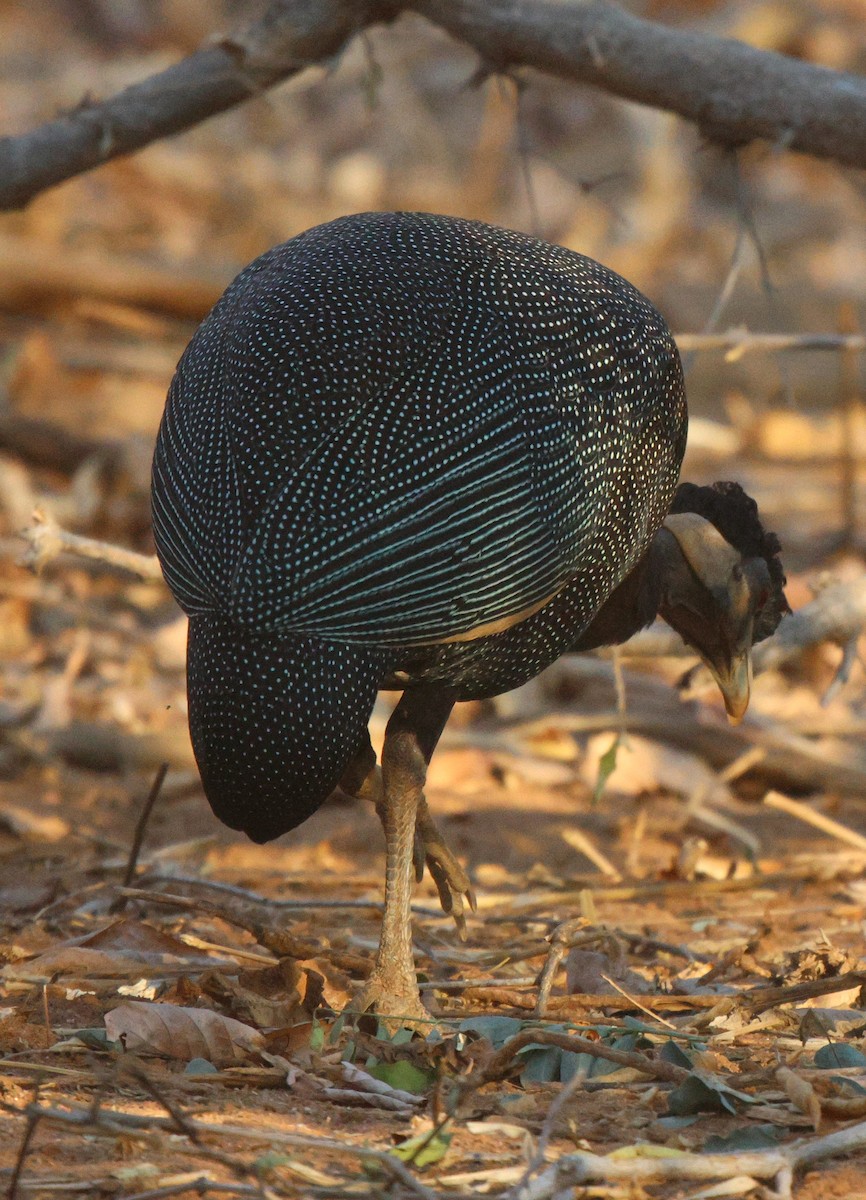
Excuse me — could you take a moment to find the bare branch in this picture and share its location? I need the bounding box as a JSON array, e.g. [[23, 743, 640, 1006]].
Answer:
[[409, 0, 866, 167], [0, 0, 365, 210], [20, 509, 162, 580], [5, 0, 866, 210]]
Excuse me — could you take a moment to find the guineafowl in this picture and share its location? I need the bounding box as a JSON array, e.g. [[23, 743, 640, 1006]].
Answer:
[[152, 212, 787, 1021]]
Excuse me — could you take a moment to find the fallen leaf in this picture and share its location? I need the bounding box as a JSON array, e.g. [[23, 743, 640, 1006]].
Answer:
[[104, 1001, 264, 1065], [0, 802, 69, 841], [777, 1066, 822, 1130], [580, 734, 729, 804], [565, 948, 649, 996], [814, 1043, 866, 1069], [390, 1129, 452, 1169]]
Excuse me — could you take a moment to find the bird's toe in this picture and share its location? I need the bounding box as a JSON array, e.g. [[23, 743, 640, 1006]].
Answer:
[[350, 969, 432, 1031]]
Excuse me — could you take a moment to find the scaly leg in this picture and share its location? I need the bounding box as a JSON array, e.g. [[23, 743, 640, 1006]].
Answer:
[[352, 684, 455, 1025], [339, 727, 475, 934]]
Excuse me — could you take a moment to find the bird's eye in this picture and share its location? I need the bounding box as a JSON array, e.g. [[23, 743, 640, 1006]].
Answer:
[[755, 586, 769, 610]]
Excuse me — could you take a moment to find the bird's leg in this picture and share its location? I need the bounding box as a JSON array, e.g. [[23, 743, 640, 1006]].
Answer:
[[339, 730, 474, 935], [415, 796, 476, 938], [353, 685, 455, 1026]]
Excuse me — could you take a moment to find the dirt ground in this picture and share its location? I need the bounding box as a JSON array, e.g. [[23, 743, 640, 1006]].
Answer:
[[2, 553, 866, 1198]]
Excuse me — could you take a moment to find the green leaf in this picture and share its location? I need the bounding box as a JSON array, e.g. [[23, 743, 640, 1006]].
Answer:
[[390, 1130, 452, 1169], [654, 1115, 699, 1131], [369, 1059, 433, 1095], [519, 1045, 562, 1084], [703, 1125, 782, 1153], [183, 1057, 218, 1075], [593, 735, 621, 803], [659, 1040, 694, 1069], [667, 1073, 752, 1116], [559, 1050, 589, 1082], [70, 1027, 119, 1050], [309, 1020, 325, 1053], [327, 1014, 346, 1044], [253, 1151, 291, 1173], [829, 1074, 866, 1096], [814, 1043, 866, 1069], [458, 1016, 523, 1047]]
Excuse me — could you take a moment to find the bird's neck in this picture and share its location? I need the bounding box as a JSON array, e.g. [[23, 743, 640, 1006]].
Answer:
[[570, 536, 668, 653]]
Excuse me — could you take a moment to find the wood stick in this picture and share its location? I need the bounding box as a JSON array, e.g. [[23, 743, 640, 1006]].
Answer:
[[0, 234, 226, 319], [6, 0, 866, 210], [763, 790, 866, 854], [20, 509, 162, 580]]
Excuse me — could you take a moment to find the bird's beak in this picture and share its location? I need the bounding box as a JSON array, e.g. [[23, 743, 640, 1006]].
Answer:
[[703, 646, 752, 724]]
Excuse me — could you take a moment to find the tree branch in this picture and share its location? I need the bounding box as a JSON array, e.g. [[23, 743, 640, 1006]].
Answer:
[[4, 0, 866, 211], [0, 0, 365, 210], [408, 0, 866, 166]]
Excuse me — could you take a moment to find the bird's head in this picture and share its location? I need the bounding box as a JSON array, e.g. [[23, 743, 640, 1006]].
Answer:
[[655, 481, 789, 723]]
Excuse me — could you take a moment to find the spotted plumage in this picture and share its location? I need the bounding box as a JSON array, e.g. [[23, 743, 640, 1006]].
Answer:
[[153, 212, 791, 1020], [152, 212, 688, 843]]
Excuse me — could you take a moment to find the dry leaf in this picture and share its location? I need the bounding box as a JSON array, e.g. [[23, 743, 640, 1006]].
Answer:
[[200, 967, 304, 1029], [777, 1066, 822, 1130], [580, 734, 729, 803], [565, 948, 649, 996], [2, 920, 220, 983], [104, 1001, 264, 1066], [0, 802, 69, 842], [2, 947, 158, 982]]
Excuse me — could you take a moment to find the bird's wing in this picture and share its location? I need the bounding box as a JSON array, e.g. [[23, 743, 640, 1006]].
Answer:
[[228, 332, 592, 644]]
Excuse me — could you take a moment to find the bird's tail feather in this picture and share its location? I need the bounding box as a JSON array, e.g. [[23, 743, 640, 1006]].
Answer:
[[187, 616, 390, 842]]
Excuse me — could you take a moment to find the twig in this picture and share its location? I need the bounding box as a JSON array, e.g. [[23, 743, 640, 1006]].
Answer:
[[11, 1102, 439, 1200], [7, 0, 866, 211], [518, 1119, 866, 1197], [600, 974, 676, 1031], [753, 576, 866, 674], [111, 763, 169, 913], [559, 827, 621, 879], [8, 1079, 43, 1200], [21, 509, 162, 579], [508, 1066, 585, 1199], [743, 970, 866, 1016], [143, 872, 446, 918], [123, 1062, 201, 1143], [513, 656, 866, 797], [497, 864, 826, 912], [836, 301, 861, 547], [822, 636, 860, 706], [675, 330, 866, 357], [534, 920, 638, 1018], [763, 790, 866, 854], [113, 1183, 266, 1200], [419, 975, 538, 991]]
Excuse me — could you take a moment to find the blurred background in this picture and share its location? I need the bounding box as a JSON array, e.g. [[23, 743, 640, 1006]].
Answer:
[[1, 0, 866, 914]]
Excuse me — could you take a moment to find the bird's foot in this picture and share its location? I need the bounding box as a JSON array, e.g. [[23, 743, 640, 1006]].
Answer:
[[414, 808, 476, 938], [351, 967, 432, 1031]]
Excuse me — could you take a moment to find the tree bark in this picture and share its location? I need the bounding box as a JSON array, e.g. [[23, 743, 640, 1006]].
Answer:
[[2, 0, 866, 211]]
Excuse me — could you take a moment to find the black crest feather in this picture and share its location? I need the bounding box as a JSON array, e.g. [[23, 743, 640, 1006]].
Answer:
[[670, 480, 789, 642]]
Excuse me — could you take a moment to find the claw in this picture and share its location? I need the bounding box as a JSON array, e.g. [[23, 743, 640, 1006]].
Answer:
[[412, 830, 425, 883], [416, 809, 474, 935]]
